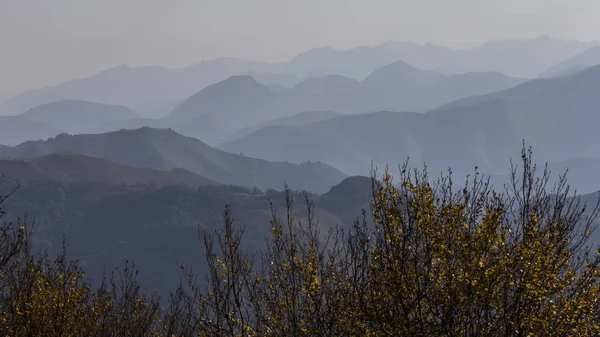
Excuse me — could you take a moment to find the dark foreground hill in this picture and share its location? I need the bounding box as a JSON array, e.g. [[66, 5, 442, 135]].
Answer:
[[0, 174, 371, 298], [0, 127, 346, 193], [0, 153, 219, 187]]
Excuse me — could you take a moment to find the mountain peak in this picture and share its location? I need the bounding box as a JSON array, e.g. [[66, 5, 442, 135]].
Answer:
[[363, 60, 443, 87], [373, 60, 424, 72], [534, 34, 552, 41], [166, 75, 276, 122], [323, 176, 373, 198]]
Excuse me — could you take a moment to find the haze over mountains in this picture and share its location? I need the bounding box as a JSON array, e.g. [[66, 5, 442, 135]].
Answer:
[[221, 64, 600, 185], [0, 127, 345, 194], [0, 116, 62, 146], [541, 46, 600, 78], [0, 59, 281, 117], [3, 35, 600, 194], [1, 61, 528, 146], [1, 35, 594, 118], [4, 33, 600, 299], [281, 35, 597, 80], [22, 100, 137, 134]]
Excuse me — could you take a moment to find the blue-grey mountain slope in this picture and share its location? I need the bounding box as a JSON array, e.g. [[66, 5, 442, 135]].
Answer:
[[0, 116, 62, 146], [163, 62, 525, 146], [541, 46, 600, 78], [21, 100, 137, 134], [0, 127, 345, 193], [221, 64, 600, 179], [1, 58, 282, 116]]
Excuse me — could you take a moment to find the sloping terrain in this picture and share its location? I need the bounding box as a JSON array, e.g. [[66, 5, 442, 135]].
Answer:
[[0, 127, 346, 193]]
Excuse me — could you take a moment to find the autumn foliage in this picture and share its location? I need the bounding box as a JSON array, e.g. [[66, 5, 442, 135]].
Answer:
[[2, 149, 600, 336]]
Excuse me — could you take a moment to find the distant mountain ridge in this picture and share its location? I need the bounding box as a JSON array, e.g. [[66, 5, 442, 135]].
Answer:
[[281, 35, 597, 80], [21, 100, 137, 134], [2, 36, 594, 118], [157, 61, 526, 145], [0, 58, 284, 117], [0, 127, 346, 193], [165, 76, 277, 126], [0, 116, 62, 146], [541, 46, 600, 78], [220, 64, 600, 179], [432, 63, 600, 161]]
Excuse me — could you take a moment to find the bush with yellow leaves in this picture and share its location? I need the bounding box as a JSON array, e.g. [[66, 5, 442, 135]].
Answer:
[[2, 147, 600, 336], [186, 148, 600, 336]]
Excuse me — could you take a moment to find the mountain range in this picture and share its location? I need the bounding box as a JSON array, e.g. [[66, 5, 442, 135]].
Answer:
[[3, 34, 600, 300], [2, 36, 595, 118], [221, 64, 600, 180], [273, 35, 598, 80], [158, 64, 525, 144], [0, 127, 346, 193], [2, 61, 525, 147], [0, 58, 282, 117]]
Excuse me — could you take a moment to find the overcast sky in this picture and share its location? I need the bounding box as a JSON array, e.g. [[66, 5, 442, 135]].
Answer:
[[2, 0, 600, 96]]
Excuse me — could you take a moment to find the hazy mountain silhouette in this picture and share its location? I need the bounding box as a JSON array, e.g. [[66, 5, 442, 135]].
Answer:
[[0, 116, 62, 146], [280, 45, 412, 81], [91, 115, 228, 145], [0, 127, 345, 193], [4, 36, 593, 118], [220, 123, 367, 175], [161, 76, 280, 144], [357, 61, 526, 112], [261, 110, 341, 127], [165, 76, 277, 125], [221, 108, 521, 177], [21, 100, 137, 134], [226, 110, 342, 143], [437, 35, 598, 77], [281, 36, 597, 79], [223, 65, 600, 177], [246, 71, 299, 88], [540, 46, 600, 78], [90, 61, 520, 146], [91, 117, 168, 134], [168, 61, 525, 142], [276, 61, 526, 114], [434, 64, 600, 162], [1, 58, 281, 116], [0, 153, 219, 187], [362, 60, 444, 88]]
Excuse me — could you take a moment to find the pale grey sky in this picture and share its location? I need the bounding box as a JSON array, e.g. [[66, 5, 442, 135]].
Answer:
[[1, 0, 599, 96]]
